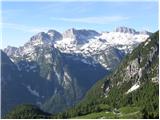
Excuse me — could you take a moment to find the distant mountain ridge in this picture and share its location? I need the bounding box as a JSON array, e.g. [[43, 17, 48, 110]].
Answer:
[[4, 26, 150, 69]]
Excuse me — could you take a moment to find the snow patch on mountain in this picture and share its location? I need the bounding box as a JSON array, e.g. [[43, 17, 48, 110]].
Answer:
[[63, 71, 72, 89], [27, 85, 40, 97], [53, 67, 61, 82], [81, 59, 90, 64], [126, 82, 140, 94], [54, 28, 149, 69], [104, 86, 110, 98], [10, 58, 15, 63], [100, 32, 147, 45], [45, 54, 52, 59], [144, 39, 151, 47], [4, 27, 150, 70], [30, 65, 37, 70]]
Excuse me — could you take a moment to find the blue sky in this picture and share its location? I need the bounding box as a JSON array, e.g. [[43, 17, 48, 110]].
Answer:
[[1, 1, 158, 49]]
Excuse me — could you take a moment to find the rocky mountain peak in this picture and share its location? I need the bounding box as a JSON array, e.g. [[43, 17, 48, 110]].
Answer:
[[62, 28, 76, 39], [62, 28, 100, 44], [48, 29, 59, 33], [47, 29, 62, 41], [4, 46, 18, 56], [30, 32, 50, 42], [63, 28, 99, 38], [115, 26, 137, 34], [29, 30, 62, 46], [4, 46, 17, 51], [139, 30, 152, 35]]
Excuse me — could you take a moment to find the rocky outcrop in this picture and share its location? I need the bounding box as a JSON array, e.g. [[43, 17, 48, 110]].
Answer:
[[47, 30, 62, 41], [115, 26, 136, 34], [103, 31, 159, 97], [62, 28, 100, 44]]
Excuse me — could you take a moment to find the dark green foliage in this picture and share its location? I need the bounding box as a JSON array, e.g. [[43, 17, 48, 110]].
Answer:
[[5, 104, 51, 119]]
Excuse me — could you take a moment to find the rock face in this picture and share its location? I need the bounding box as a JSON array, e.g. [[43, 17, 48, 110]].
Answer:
[[63, 28, 99, 39], [103, 31, 159, 97], [4, 46, 18, 57], [30, 30, 62, 42], [2, 27, 151, 116], [62, 28, 100, 45], [115, 26, 152, 35], [30, 32, 50, 42], [47, 30, 62, 41], [115, 26, 137, 34]]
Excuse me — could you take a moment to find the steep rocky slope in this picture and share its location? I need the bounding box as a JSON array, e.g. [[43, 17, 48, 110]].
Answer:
[[51, 31, 159, 119], [1, 46, 107, 116]]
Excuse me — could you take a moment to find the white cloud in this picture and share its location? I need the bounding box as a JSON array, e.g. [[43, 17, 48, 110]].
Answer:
[[51, 16, 129, 24]]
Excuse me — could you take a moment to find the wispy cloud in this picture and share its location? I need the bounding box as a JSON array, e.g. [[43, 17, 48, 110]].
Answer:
[[51, 16, 129, 24], [1, 22, 51, 33]]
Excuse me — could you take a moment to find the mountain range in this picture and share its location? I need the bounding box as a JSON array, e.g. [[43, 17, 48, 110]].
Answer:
[[1, 26, 155, 118]]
